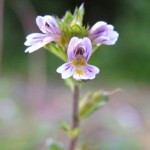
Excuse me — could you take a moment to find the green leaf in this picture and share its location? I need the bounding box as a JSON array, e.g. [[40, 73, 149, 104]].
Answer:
[[60, 121, 80, 139], [68, 128, 80, 139], [60, 121, 71, 131], [46, 139, 64, 150], [79, 90, 109, 120]]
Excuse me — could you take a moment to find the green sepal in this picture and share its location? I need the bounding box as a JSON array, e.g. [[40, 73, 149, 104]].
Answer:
[[45, 43, 67, 62], [58, 22, 89, 49], [79, 90, 109, 120], [47, 139, 64, 150], [62, 3, 84, 26], [72, 3, 85, 26], [62, 11, 74, 25], [57, 3, 88, 48]]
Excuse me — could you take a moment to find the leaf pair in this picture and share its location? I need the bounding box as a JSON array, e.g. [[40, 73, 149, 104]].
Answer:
[[61, 121, 80, 139]]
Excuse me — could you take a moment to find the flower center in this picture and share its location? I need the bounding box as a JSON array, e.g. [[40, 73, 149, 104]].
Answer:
[[72, 47, 86, 67], [72, 57, 86, 67], [76, 47, 85, 56]]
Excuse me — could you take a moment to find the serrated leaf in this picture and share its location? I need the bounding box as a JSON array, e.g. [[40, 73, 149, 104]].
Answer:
[[79, 90, 109, 120]]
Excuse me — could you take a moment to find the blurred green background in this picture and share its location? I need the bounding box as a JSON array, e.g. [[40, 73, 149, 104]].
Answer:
[[0, 0, 150, 150]]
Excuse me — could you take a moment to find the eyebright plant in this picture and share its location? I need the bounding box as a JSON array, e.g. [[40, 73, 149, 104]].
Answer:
[[24, 4, 119, 150]]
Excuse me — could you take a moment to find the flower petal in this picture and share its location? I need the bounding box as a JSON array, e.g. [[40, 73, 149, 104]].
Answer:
[[24, 33, 48, 46], [36, 16, 47, 33], [82, 37, 92, 61], [72, 64, 100, 80], [89, 21, 107, 37], [89, 21, 119, 45], [25, 37, 53, 53], [67, 37, 79, 61], [95, 31, 119, 45], [85, 64, 100, 79], [36, 15, 60, 34], [67, 37, 92, 61], [57, 62, 74, 79]]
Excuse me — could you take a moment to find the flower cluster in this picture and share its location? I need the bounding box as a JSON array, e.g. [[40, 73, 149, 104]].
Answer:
[[24, 5, 119, 80]]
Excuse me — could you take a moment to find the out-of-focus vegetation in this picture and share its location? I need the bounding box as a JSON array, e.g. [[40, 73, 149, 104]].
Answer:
[[0, 0, 150, 150]]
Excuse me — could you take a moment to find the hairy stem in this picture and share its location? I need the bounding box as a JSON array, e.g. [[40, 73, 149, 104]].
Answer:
[[69, 85, 80, 150]]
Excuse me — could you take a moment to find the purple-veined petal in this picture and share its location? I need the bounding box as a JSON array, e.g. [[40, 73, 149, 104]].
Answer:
[[72, 64, 100, 80], [89, 21, 119, 45], [36, 16, 47, 33], [57, 62, 74, 79], [93, 36, 110, 44], [24, 33, 48, 46], [82, 37, 92, 61], [25, 37, 53, 53], [36, 15, 60, 34], [73, 69, 89, 80], [44, 15, 60, 34], [94, 30, 119, 45], [85, 64, 100, 79], [68, 37, 79, 61], [68, 37, 92, 62], [89, 21, 107, 37]]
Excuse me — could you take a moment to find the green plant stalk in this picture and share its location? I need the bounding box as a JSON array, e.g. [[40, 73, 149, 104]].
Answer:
[[69, 85, 80, 150]]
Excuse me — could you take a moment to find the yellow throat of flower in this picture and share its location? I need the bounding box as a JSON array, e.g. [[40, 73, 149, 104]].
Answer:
[[72, 57, 86, 67], [75, 69, 84, 75]]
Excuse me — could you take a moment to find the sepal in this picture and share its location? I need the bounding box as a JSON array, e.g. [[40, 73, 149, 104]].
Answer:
[[62, 3, 84, 26], [58, 23, 89, 49], [72, 3, 85, 26]]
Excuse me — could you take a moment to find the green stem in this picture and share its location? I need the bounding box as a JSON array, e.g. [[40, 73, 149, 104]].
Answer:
[[69, 85, 80, 150]]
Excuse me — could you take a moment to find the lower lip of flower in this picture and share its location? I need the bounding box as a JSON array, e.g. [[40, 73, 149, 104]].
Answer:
[[75, 69, 84, 75]]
